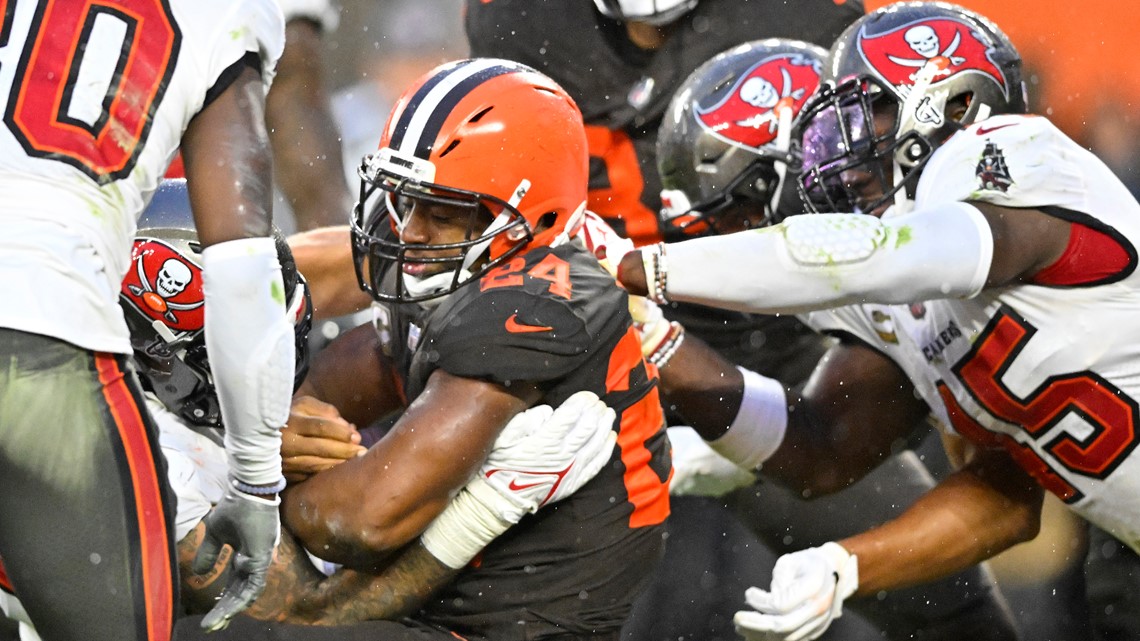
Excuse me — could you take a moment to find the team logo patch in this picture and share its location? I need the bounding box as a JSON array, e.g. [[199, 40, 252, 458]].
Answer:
[[976, 141, 1014, 192], [857, 18, 1008, 97], [696, 54, 822, 149], [121, 239, 204, 330]]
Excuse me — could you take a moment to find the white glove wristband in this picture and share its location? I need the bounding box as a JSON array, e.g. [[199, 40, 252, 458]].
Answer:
[[420, 477, 516, 569], [202, 237, 294, 486], [708, 367, 787, 470]]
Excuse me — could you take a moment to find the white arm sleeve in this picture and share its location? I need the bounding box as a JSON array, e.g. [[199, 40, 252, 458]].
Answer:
[[663, 202, 994, 314], [202, 238, 295, 486]]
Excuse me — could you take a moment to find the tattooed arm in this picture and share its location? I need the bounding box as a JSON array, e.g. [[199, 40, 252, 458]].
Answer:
[[277, 542, 458, 624], [178, 517, 456, 624]]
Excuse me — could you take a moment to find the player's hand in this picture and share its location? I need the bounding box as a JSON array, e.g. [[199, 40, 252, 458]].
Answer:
[[472, 391, 617, 522], [666, 426, 756, 497], [192, 488, 282, 631], [734, 542, 858, 641], [282, 396, 365, 483], [577, 210, 635, 278]]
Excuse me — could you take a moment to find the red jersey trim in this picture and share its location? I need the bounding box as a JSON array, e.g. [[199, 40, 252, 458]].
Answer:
[[1030, 221, 1133, 287]]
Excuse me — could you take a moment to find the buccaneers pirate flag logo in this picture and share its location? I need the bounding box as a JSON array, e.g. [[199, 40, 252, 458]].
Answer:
[[121, 239, 204, 330], [857, 18, 1009, 97], [696, 54, 822, 149]]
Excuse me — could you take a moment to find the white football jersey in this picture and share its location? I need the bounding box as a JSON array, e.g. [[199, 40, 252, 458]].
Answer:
[[804, 114, 1140, 551], [0, 0, 284, 353]]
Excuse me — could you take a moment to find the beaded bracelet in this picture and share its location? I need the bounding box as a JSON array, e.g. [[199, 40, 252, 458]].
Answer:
[[232, 476, 287, 496], [642, 242, 669, 304], [648, 321, 686, 369]]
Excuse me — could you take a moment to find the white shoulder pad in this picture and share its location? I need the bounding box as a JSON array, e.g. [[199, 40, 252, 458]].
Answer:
[[275, 0, 339, 32], [916, 114, 1085, 211]]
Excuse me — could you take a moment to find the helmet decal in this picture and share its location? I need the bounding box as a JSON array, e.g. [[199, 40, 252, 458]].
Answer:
[[857, 18, 1009, 98], [696, 53, 822, 149], [121, 239, 204, 331]]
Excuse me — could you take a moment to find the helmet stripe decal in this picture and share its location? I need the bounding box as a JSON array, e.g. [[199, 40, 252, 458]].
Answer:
[[390, 59, 524, 159]]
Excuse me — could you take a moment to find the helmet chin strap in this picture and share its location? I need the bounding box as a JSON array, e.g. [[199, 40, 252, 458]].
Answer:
[[461, 179, 532, 272], [769, 104, 794, 217], [893, 59, 942, 213], [402, 269, 474, 309]]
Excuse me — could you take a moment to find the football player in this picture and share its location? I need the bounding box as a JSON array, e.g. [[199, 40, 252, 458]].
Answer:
[[633, 36, 1020, 641], [251, 59, 672, 640], [617, 2, 1140, 639], [0, 1, 294, 638], [468, 4, 1024, 640], [2, 179, 621, 641]]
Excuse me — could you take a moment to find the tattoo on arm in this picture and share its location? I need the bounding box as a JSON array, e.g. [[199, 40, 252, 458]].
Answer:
[[294, 542, 460, 625], [179, 516, 458, 623]]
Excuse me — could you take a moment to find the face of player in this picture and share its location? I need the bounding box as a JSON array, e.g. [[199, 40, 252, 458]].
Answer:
[[395, 194, 493, 278], [801, 97, 899, 218]]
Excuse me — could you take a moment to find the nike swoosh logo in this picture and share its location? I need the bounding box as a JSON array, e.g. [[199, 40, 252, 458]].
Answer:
[[975, 123, 1017, 136], [508, 479, 545, 491], [505, 313, 552, 334]]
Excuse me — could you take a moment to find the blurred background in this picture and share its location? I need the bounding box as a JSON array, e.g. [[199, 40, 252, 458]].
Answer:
[[304, 1, 1139, 638]]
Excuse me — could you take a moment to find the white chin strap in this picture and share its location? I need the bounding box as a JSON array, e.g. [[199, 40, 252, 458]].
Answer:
[[402, 269, 473, 309]]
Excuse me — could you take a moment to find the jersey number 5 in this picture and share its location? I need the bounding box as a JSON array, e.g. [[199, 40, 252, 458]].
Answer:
[[940, 305, 1140, 502], [3, 0, 179, 182]]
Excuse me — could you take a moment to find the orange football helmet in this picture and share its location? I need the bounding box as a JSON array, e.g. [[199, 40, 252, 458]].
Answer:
[[351, 58, 589, 303]]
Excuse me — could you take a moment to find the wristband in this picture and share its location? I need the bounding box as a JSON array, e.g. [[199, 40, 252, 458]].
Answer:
[[707, 366, 788, 470], [420, 478, 515, 569], [231, 476, 287, 496]]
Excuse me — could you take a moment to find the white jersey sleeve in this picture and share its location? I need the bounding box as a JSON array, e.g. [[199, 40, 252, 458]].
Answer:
[[275, 0, 339, 33]]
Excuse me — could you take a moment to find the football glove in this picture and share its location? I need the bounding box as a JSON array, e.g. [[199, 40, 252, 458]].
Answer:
[[470, 390, 617, 522], [666, 426, 756, 497], [192, 488, 281, 631], [734, 542, 858, 641]]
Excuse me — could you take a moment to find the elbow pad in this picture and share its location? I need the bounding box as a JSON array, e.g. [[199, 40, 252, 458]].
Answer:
[[202, 237, 295, 486], [663, 202, 994, 314]]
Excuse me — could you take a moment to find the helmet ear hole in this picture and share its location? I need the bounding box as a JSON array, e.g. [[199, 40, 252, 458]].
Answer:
[[534, 211, 557, 235]]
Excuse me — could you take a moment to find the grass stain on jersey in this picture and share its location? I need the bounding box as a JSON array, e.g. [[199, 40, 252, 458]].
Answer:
[[895, 225, 913, 249], [271, 279, 285, 305]]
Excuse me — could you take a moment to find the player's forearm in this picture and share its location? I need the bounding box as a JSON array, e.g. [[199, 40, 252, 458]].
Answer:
[[621, 203, 993, 315], [839, 449, 1043, 596], [657, 334, 744, 441], [287, 226, 373, 320], [285, 543, 457, 624]]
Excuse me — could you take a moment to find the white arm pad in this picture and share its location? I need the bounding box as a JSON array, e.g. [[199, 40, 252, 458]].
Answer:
[[708, 367, 788, 470], [202, 237, 295, 486], [663, 202, 994, 314]]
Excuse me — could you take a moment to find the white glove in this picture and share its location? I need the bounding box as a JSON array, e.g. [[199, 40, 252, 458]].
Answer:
[[667, 426, 756, 497], [471, 390, 617, 522], [192, 488, 282, 631], [577, 210, 635, 277], [734, 542, 858, 641]]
